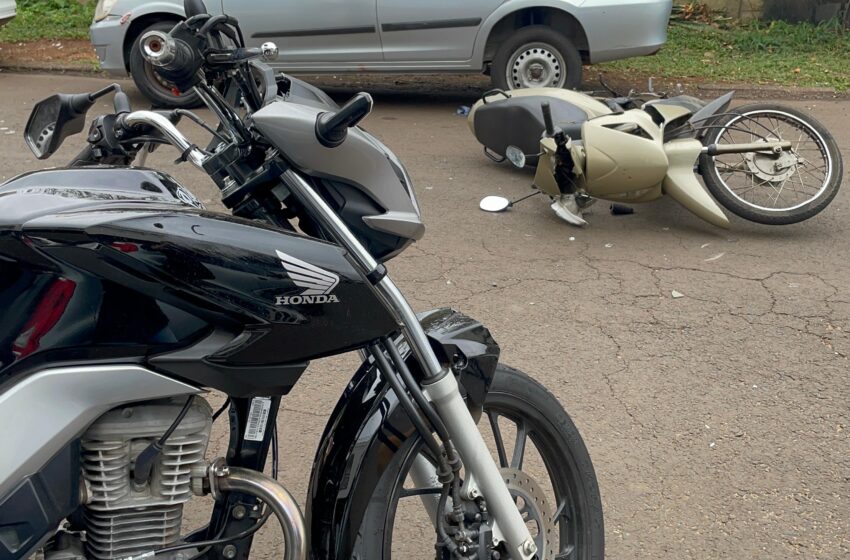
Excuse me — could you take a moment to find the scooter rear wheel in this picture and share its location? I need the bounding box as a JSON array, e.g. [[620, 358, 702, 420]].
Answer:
[[699, 103, 842, 225], [353, 364, 605, 559]]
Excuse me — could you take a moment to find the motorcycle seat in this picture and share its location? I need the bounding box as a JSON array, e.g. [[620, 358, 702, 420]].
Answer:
[[472, 94, 588, 162]]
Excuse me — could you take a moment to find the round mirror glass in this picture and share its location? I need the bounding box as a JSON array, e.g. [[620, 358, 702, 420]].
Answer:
[[479, 196, 512, 212], [505, 145, 526, 168]]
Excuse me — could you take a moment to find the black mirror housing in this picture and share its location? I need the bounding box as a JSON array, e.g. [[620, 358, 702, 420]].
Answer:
[[24, 93, 94, 159], [184, 0, 208, 17]]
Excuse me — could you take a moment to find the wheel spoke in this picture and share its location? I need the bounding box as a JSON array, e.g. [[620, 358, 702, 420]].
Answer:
[[559, 544, 576, 559], [511, 420, 529, 469], [709, 109, 831, 212], [400, 487, 444, 499], [488, 411, 510, 468]]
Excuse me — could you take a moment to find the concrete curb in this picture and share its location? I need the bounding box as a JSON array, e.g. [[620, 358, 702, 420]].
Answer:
[[0, 61, 105, 76]]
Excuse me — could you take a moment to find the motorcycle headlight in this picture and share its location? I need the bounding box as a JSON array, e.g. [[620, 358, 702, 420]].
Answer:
[[94, 0, 119, 22]]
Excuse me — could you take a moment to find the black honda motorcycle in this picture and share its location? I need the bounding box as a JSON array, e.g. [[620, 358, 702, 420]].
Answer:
[[0, 2, 603, 559]]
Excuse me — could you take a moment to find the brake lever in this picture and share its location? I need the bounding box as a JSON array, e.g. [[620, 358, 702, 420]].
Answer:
[[206, 47, 262, 65]]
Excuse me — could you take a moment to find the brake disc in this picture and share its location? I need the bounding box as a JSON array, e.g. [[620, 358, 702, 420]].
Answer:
[[500, 468, 558, 560]]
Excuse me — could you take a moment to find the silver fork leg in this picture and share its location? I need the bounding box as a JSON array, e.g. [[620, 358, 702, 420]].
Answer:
[[282, 169, 537, 560], [409, 454, 441, 526]]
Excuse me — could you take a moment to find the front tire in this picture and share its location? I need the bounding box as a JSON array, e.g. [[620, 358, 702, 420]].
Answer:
[[128, 21, 202, 108], [699, 103, 842, 225], [491, 26, 583, 90], [354, 364, 604, 559]]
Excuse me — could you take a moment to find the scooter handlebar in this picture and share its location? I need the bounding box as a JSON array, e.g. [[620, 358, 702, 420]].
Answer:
[[541, 102, 555, 137]]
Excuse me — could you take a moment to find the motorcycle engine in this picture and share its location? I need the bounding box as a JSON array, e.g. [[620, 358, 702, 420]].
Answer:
[[54, 397, 213, 560]]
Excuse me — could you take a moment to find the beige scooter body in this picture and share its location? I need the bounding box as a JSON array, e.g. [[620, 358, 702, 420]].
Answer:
[[532, 101, 731, 228]]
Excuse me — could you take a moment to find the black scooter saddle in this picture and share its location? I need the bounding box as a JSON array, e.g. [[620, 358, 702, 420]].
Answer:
[[472, 94, 589, 165]]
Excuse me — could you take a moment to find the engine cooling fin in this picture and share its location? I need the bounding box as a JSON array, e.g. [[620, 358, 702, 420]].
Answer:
[[80, 397, 212, 560]]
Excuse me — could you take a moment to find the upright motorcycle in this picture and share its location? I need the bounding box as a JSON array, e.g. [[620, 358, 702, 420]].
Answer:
[[0, 2, 603, 560], [470, 85, 842, 227]]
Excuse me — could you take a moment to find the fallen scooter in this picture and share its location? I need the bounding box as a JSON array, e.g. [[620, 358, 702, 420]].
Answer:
[[469, 84, 842, 227]]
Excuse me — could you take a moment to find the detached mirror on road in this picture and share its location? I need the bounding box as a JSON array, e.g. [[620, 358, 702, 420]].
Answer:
[[479, 196, 512, 213], [505, 145, 526, 168]]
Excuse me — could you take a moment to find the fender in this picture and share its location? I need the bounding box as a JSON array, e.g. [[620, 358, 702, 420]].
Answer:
[[306, 308, 500, 559], [689, 91, 735, 136], [663, 139, 730, 229], [471, 0, 585, 68]]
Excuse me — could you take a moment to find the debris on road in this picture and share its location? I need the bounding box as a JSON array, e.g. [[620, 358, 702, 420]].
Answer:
[[671, 290, 686, 299], [455, 106, 470, 117], [610, 204, 635, 215], [704, 252, 726, 262]]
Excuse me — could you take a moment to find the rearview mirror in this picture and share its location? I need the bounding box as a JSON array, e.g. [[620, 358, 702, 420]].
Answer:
[[184, 0, 208, 17], [25, 93, 94, 159], [479, 196, 512, 213], [505, 145, 526, 168], [24, 93, 94, 159]]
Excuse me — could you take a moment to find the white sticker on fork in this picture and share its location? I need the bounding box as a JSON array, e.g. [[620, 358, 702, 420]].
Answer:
[[244, 397, 272, 442]]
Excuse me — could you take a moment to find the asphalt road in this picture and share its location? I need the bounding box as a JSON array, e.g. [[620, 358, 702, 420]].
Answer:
[[2, 73, 848, 559]]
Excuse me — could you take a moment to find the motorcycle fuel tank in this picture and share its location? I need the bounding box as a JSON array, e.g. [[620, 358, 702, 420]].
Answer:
[[1, 167, 399, 374]]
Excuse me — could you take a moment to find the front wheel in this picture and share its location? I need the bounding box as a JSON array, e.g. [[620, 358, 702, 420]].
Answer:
[[354, 364, 605, 559], [699, 103, 843, 225], [491, 26, 583, 91]]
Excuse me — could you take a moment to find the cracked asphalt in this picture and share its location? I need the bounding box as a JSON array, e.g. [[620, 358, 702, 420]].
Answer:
[[2, 73, 848, 559]]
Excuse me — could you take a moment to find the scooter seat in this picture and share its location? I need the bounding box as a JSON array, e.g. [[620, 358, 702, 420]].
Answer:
[[471, 95, 588, 164]]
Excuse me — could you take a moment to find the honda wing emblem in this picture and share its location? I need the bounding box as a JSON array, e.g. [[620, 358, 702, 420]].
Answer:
[[275, 250, 340, 305]]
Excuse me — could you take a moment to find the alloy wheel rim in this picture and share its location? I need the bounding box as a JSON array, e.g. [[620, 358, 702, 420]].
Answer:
[[382, 403, 582, 559], [144, 60, 181, 98], [507, 43, 567, 89]]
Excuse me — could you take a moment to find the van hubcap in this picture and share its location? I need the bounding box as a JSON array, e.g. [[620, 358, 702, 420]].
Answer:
[[508, 43, 566, 89]]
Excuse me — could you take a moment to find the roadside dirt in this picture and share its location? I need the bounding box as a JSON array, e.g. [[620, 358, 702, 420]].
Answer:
[[0, 38, 97, 70]]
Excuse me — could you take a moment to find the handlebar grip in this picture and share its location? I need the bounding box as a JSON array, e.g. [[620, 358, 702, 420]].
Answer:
[[140, 30, 195, 73], [541, 102, 555, 137], [113, 91, 131, 114], [315, 92, 373, 148]]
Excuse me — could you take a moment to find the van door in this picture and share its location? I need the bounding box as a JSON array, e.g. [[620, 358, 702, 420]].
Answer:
[[377, 0, 502, 62], [223, 0, 381, 64]]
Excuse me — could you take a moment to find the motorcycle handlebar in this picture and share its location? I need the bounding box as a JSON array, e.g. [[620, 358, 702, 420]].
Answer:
[[123, 110, 207, 169], [140, 30, 195, 73], [315, 93, 373, 148], [541, 102, 555, 137]]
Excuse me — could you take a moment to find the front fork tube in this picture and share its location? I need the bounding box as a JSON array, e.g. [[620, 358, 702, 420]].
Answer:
[[282, 168, 537, 560], [409, 454, 442, 525], [424, 372, 537, 560]]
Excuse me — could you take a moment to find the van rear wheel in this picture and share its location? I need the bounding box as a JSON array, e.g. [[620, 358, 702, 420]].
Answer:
[[492, 26, 583, 90], [128, 21, 202, 108]]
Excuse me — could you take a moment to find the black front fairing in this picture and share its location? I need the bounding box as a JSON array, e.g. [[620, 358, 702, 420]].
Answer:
[[0, 167, 398, 392]]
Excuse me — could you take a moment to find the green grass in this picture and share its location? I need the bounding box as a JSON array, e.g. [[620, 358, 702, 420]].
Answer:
[[601, 20, 850, 91], [0, 0, 95, 42]]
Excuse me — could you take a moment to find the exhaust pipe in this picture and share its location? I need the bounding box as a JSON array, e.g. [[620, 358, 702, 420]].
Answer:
[[209, 462, 307, 560]]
